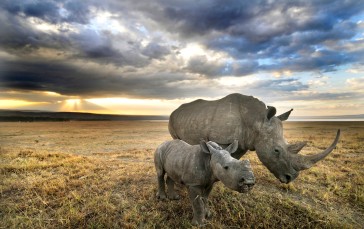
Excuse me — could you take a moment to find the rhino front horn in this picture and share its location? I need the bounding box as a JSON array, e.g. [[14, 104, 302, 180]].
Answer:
[[293, 129, 341, 170]]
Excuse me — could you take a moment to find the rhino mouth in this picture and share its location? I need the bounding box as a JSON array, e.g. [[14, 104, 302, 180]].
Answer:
[[239, 183, 254, 193]]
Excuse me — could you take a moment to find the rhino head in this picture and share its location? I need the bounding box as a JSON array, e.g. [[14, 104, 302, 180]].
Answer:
[[254, 106, 340, 184], [200, 140, 255, 193]]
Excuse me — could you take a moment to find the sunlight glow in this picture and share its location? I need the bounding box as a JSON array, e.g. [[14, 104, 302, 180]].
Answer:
[[0, 99, 48, 109], [60, 99, 82, 111], [90, 11, 127, 35], [86, 97, 195, 115], [179, 43, 207, 60], [30, 18, 60, 33], [43, 91, 62, 96]]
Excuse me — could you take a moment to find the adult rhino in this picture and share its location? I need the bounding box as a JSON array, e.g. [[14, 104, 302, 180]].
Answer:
[[169, 93, 340, 184]]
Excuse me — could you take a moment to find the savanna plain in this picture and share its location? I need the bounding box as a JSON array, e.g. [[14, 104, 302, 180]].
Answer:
[[0, 121, 363, 228]]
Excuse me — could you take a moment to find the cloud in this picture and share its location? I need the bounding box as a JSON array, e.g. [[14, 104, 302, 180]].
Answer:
[[70, 29, 151, 67], [168, 0, 363, 73], [160, 0, 363, 39], [0, 0, 363, 114], [141, 42, 171, 60], [1, 0, 363, 73], [0, 59, 221, 99], [186, 55, 226, 77], [249, 78, 309, 92], [308, 76, 329, 87], [0, 0, 94, 24], [346, 77, 364, 90]]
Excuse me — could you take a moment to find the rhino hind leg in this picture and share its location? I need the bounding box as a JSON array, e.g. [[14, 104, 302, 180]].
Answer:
[[155, 166, 167, 200], [166, 176, 180, 200]]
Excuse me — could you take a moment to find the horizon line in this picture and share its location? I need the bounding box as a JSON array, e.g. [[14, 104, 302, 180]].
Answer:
[[1, 109, 363, 119]]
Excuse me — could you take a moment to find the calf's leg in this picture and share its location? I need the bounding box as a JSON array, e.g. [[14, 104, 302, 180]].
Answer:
[[154, 158, 167, 200], [166, 176, 180, 200], [188, 186, 205, 226], [202, 185, 213, 219], [156, 170, 167, 200]]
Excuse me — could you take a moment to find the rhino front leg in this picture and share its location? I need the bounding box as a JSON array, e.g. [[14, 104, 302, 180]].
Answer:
[[166, 176, 180, 200], [202, 185, 213, 219], [188, 186, 205, 226]]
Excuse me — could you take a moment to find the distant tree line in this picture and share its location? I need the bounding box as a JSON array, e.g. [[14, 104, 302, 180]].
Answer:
[[0, 116, 70, 122]]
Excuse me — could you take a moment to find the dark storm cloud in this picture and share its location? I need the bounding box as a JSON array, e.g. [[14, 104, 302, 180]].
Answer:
[[186, 56, 226, 77], [0, 0, 363, 100], [0, 4, 152, 67], [278, 50, 352, 72], [0, 0, 93, 24], [0, 59, 216, 99], [161, 0, 363, 39], [63, 1, 92, 24], [158, 0, 363, 73], [141, 42, 171, 60], [70, 29, 150, 67], [2, 0, 60, 23]]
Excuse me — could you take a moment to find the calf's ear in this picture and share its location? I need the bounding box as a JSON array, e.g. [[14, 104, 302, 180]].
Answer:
[[200, 140, 211, 154], [225, 140, 239, 154], [267, 106, 276, 120]]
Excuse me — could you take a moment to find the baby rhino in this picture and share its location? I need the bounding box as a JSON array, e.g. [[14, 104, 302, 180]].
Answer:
[[154, 139, 255, 225]]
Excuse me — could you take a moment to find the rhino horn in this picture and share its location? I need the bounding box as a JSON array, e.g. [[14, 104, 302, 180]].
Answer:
[[277, 108, 293, 121], [292, 129, 340, 170], [288, 141, 308, 154]]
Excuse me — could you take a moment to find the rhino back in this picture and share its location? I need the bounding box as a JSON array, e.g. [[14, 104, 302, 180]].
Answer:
[[169, 93, 266, 147], [161, 140, 213, 186]]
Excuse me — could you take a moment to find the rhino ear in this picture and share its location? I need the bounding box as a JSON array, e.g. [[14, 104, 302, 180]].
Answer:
[[267, 106, 276, 120], [200, 140, 211, 154], [225, 140, 239, 155], [277, 109, 293, 121]]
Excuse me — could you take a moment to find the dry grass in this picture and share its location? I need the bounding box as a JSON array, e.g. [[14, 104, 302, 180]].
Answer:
[[0, 121, 363, 228]]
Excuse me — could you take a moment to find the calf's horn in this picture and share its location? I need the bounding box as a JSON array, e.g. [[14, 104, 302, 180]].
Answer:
[[293, 129, 340, 170]]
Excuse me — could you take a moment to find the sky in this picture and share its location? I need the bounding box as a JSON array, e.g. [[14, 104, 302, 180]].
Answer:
[[0, 0, 364, 116]]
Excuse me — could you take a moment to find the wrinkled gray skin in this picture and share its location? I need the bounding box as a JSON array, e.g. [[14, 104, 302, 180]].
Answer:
[[154, 139, 255, 225], [169, 93, 341, 184]]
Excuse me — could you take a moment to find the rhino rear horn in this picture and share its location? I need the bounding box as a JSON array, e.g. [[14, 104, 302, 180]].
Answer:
[[277, 109, 293, 121], [293, 129, 340, 170], [288, 141, 307, 154]]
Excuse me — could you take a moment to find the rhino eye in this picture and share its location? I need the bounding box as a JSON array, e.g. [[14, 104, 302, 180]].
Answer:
[[223, 166, 229, 170]]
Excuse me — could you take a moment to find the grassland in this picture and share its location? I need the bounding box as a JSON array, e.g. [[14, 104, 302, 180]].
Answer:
[[0, 121, 363, 228]]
